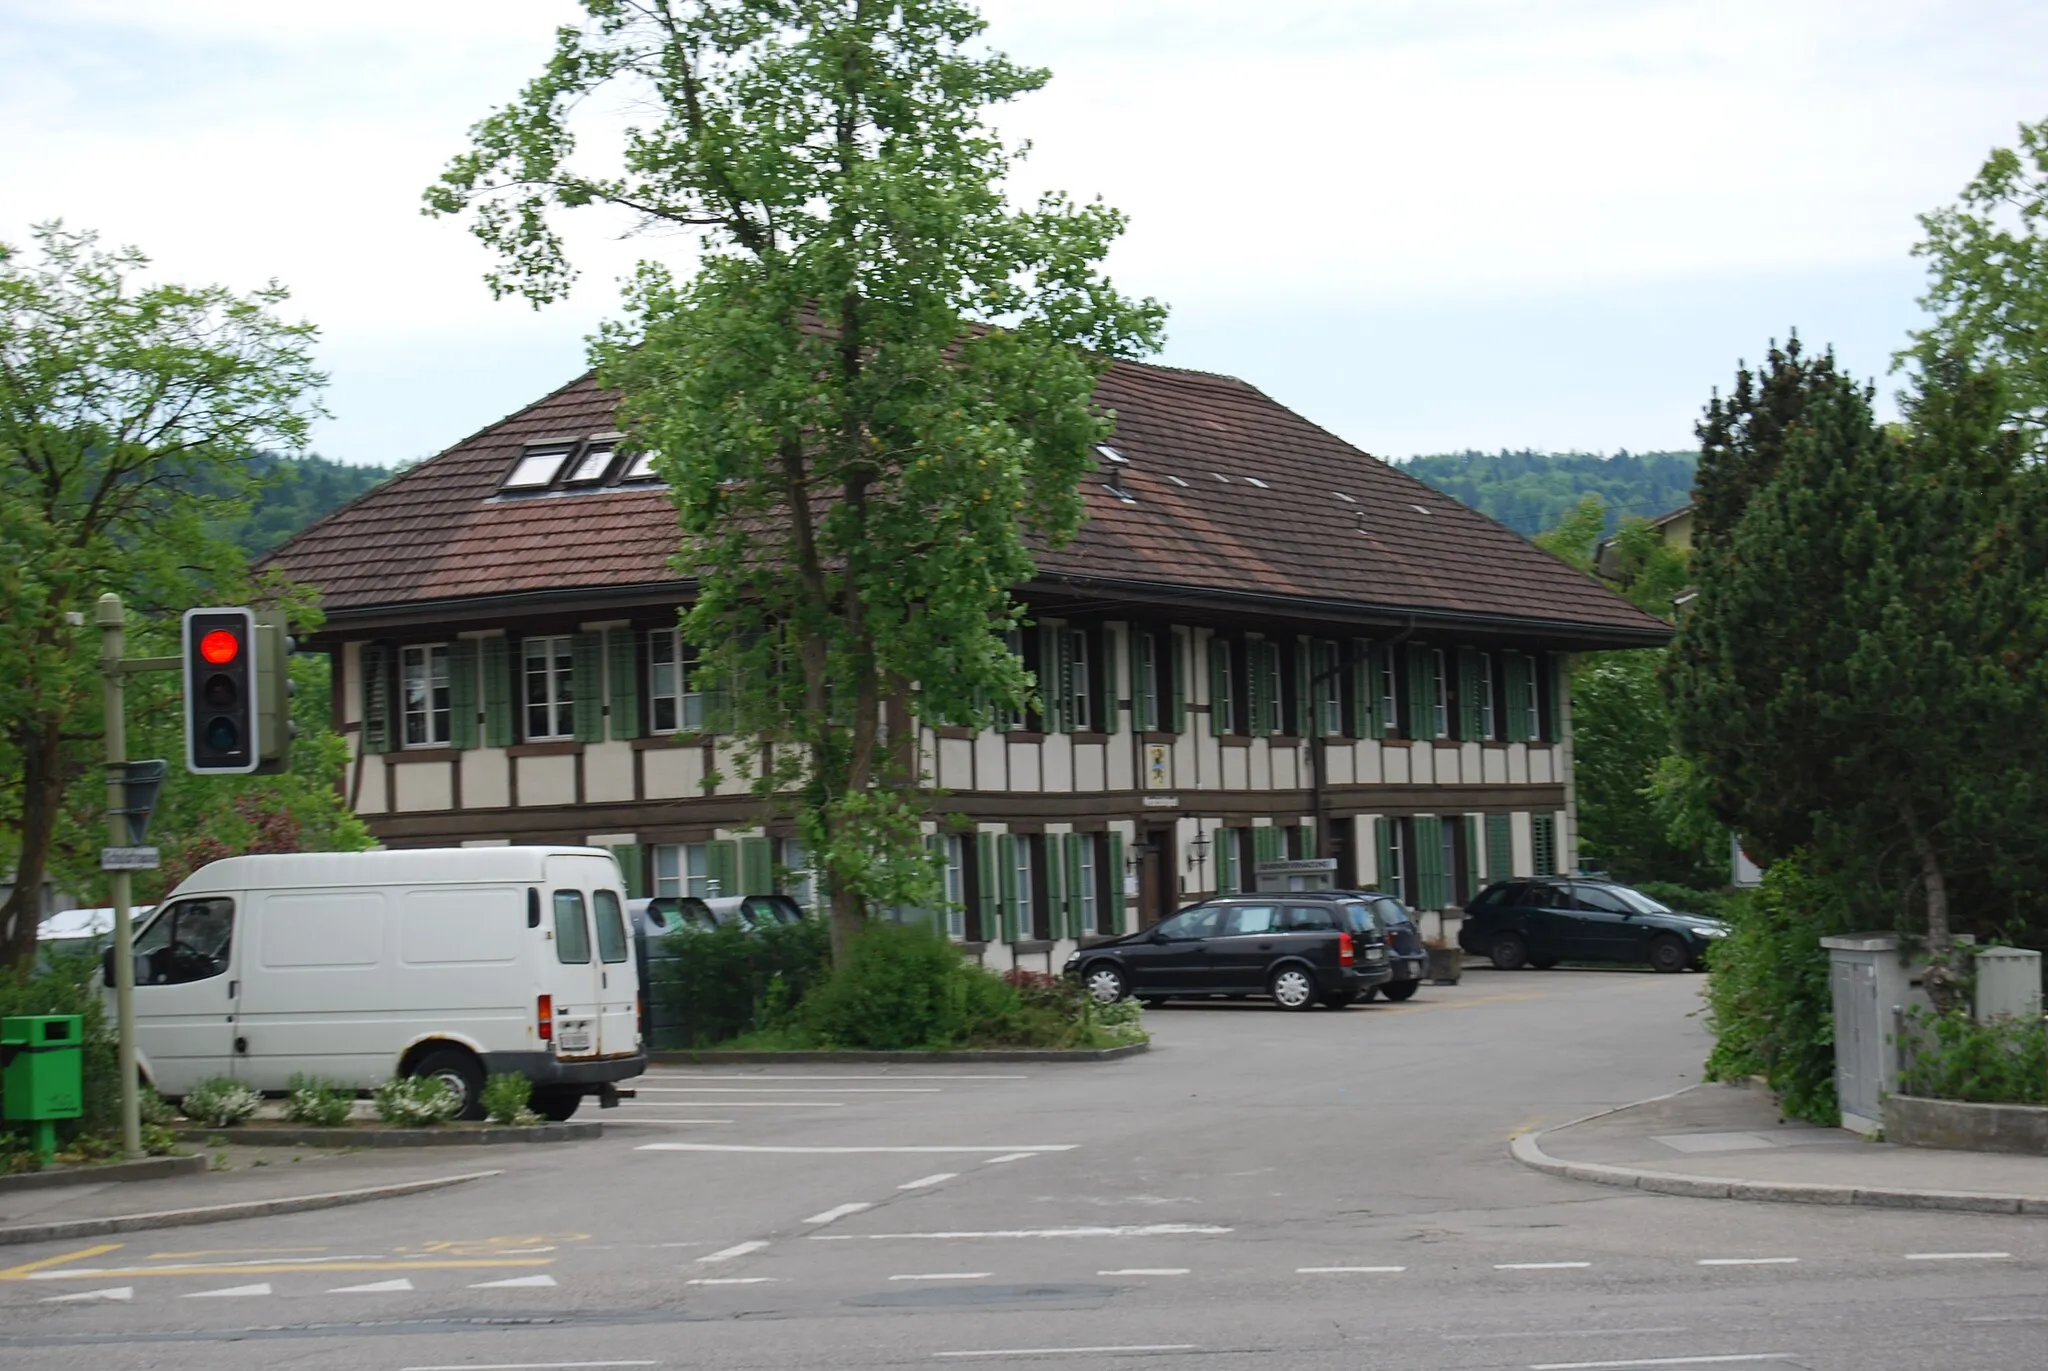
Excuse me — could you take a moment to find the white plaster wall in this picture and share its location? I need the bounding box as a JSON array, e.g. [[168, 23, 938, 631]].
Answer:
[[1073, 741, 1104, 793], [519, 755, 576, 806], [1355, 740, 1383, 785], [584, 741, 634, 804], [342, 641, 363, 728], [462, 750, 510, 810], [1512, 810, 1534, 878], [357, 756, 388, 814], [1324, 746, 1354, 786], [1007, 741, 1041, 792], [938, 737, 974, 790], [1172, 731, 1197, 791], [1531, 748, 1553, 785], [1383, 745, 1410, 786], [1221, 747, 1249, 791], [1411, 745, 1435, 786], [1353, 815, 1378, 886], [974, 731, 1007, 792], [1105, 735, 1135, 791], [1460, 742, 1481, 784], [1271, 745, 1297, 791], [393, 763, 454, 814], [1482, 748, 1508, 784], [1041, 735, 1073, 794], [1551, 810, 1570, 873], [642, 743, 701, 798], [1508, 744, 1529, 785]]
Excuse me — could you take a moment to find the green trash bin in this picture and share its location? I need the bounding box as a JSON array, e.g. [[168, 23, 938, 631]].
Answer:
[[2, 1014, 84, 1163]]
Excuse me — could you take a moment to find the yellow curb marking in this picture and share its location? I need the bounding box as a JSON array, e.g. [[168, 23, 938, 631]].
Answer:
[[25, 1257, 555, 1281], [149, 1246, 331, 1259], [0, 1244, 125, 1282]]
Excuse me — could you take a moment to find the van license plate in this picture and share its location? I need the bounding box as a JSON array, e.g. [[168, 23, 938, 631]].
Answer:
[[558, 1028, 593, 1054]]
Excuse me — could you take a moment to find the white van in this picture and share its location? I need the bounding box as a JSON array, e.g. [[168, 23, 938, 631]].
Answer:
[[113, 847, 645, 1120]]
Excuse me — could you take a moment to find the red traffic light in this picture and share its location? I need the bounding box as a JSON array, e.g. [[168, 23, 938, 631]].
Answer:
[[200, 630, 241, 665]]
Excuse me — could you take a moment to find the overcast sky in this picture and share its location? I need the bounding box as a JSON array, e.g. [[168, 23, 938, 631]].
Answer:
[[4, 0, 2044, 468]]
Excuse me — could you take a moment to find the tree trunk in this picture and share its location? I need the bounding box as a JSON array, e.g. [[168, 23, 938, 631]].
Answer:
[[1, 719, 69, 971], [1898, 795, 1961, 1014]]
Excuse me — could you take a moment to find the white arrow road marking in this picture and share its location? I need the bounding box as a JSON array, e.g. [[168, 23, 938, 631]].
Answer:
[[804, 1203, 873, 1225], [184, 1283, 272, 1298], [328, 1278, 414, 1293], [470, 1274, 558, 1289], [40, 1287, 132, 1303]]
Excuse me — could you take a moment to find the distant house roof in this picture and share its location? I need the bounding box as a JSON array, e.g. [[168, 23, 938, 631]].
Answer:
[[265, 360, 1670, 647]]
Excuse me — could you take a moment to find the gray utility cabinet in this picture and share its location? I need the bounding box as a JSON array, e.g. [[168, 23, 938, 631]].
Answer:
[[1820, 933, 1936, 1135], [1973, 946, 2043, 1022]]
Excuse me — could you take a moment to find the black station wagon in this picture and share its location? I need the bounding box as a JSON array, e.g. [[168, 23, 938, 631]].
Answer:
[[1459, 878, 1728, 973], [1063, 892, 1393, 1011]]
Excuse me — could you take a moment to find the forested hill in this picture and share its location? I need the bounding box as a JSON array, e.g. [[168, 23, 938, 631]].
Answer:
[[211, 453, 398, 556], [1396, 450, 1697, 537]]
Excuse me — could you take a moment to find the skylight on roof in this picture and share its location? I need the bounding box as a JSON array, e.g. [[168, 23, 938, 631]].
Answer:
[[1332, 491, 1357, 503], [1243, 476, 1270, 489], [1411, 503, 1431, 515], [1103, 482, 1137, 505], [503, 442, 576, 489], [620, 450, 663, 482], [1166, 474, 1190, 487], [1212, 472, 1231, 483], [1096, 444, 1130, 465], [564, 439, 619, 484]]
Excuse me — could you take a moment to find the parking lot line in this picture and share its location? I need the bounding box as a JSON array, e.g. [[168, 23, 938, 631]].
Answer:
[[638, 1143, 1076, 1154], [933, 1346, 1198, 1359], [804, 1203, 873, 1225], [899, 1173, 957, 1190], [698, 1241, 770, 1263]]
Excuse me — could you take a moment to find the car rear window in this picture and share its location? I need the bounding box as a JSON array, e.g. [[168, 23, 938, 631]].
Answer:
[[1372, 898, 1410, 930], [593, 890, 629, 963], [553, 890, 591, 964], [1337, 902, 1376, 934]]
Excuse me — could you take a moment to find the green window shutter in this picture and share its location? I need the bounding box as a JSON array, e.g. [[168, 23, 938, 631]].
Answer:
[[1486, 813, 1512, 882], [1545, 652, 1563, 741], [1100, 627, 1120, 734], [1044, 832, 1067, 939], [481, 636, 513, 748], [977, 832, 998, 938], [1106, 832, 1126, 932], [998, 834, 1019, 942], [608, 629, 641, 741], [610, 844, 646, 899], [1064, 834, 1084, 938], [707, 840, 739, 899], [1406, 645, 1433, 740], [1294, 637, 1312, 737], [1299, 818, 1316, 859], [1248, 640, 1271, 737], [1457, 647, 1483, 741], [1128, 631, 1148, 732], [740, 836, 772, 895], [447, 639, 479, 750], [1502, 652, 1528, 742], [1375, 818, 1396, 897], [571, 632, 606, 742], [1039, 622, 1063, 732], [1462, 816, 1480, 903], [1209, 638, 1230, 736], [1373, 643, 1396, 738], [1349, 639, 1372, 739], [1413, 816, 1442, 909], [360, 643, 392, 754], [1216, 828, 1235, 893], [1167, 629, 1186, 734], [1251, 827, 1276, 863], [1058, 627, 1077, 733], [1532, 813, 1557, 875]]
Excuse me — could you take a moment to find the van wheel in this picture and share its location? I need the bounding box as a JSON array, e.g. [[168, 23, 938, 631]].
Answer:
[[531, 1088, 581, 1122], [410, 1047, 486, 1121]]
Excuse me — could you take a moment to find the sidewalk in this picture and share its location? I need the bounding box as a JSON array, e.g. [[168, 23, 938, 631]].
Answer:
[[1515, 1081, 2048, 1215], [0, 1145, 507, 1245]]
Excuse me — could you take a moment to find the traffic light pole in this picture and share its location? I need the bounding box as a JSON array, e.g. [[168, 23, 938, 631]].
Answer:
[[97, 593, 142, 1160]]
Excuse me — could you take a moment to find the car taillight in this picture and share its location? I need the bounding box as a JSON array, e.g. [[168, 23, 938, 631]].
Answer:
[[1338, 932, 1355, 967], [538, 994, 554, 1042]]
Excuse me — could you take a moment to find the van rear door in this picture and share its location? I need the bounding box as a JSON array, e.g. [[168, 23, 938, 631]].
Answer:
[[544, 889, 602, 1059], [591, 888, 639, 1057]]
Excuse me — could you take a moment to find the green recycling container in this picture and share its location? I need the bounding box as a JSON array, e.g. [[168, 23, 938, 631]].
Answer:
[[1, 1014, 85, 1122]]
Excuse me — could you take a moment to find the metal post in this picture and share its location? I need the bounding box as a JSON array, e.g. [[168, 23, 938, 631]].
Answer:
[[97, 593, 141, 1159]]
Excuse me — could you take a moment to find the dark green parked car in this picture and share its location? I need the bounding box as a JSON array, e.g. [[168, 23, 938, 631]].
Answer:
[[1458, 878, 1727, 973]]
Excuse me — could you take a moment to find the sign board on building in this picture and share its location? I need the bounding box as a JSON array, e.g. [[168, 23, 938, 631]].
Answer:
[[1141, 794, 1180, 808], [1143, 743, 1172, 790], [1253, 857, 1337, 893], [100, 847, 161, 872]]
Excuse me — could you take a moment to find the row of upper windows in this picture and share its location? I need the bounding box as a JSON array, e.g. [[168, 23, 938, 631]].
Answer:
[[361, 627, 1563, 752], [499, 434, 661, 493]]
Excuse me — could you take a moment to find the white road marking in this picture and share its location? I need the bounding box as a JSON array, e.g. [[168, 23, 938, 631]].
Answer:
[[639, 1143, 1075, 1154], [617, 1101, 843, 1108], [184, 1283, 272, 1297], [639, 1073, 1026, 1081], [890, 1272, 991, 1281], [402, 1363, 657, 1371], [1528, 1357, 1797, 1370], [981, 1152, 1038, 1164], [1697, 1258, 1799, 1267], [1905, 1251, 2011, 1261], [899, 1173, 957, 1190], [687, 1277, 778, 1285], [630, 1087, 942, 1094], [1497, 1261, 1593, 1270], [471, 1274, 558, 1289], [1297, 1265, 1406, 1274], [607, 1118, 735, 1125], [699, 1241, 770, 1263], [805, 1203, 873, 1225], [934, 1346, 1198, 1359], [329, 1278, 414, 1293], [808, 1224, 1230, 1241], [1099, 1268, 1190, 1276], [39, 1287, 132, 1303], [1445, 1329, 1692, 1343]]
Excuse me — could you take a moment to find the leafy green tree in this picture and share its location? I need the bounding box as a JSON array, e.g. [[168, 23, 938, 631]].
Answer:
[[1571, 653, 1721, 887], [1669, 344, 2048, 1006], [1532, 492, 1605, 570], [427, 0, 1163, 959], [1909, 116, 2048, 454], [0, 225, 326, 969], [1400, 449, 1698, 537]]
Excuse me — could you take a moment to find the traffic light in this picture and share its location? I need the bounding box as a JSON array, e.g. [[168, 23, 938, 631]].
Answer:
[[253, 610, 297, 775], [183, 607, 259, 774]]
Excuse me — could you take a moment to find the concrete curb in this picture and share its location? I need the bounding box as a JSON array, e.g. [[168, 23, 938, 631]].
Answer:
[[1511, 1105, 2048, 1217], [0, 1153, 207, 1194], [0, 1168, 502, 1247], [172, 1121, 600, 1148], [649, 1041, 1149, 1065]]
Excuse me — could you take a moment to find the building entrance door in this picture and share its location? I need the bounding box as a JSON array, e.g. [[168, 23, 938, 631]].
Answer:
[[1137, 825, 1178, 927]]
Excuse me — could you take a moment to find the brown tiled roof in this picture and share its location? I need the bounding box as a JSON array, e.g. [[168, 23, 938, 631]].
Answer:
[[266, 360, 1668, 643]]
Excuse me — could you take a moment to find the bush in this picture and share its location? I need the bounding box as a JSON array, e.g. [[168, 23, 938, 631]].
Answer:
[[481, 1072, 535, 1125], [646, 918, 832, 1048], [2, 1131, 42, 1174], [372, 1075, 460, 1126], [1700, 856, 1856, 1124], [138, 1084, 177, 1127], [1900, 1007, 2048, 1106], [139, 1122, 181, 1156], [183, 1076, 260, 1128], [800, 920, 982, 1050], [1634, 881, 1732, 922], [283, 1075, 354, 1127], [0, 949, 119, 1140]]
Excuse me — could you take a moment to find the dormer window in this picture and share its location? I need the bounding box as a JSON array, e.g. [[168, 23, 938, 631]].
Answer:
[[503, 441, 576, 489]]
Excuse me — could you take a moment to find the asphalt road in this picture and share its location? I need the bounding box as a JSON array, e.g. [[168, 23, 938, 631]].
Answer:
[[4, 967, 2045, 1371]]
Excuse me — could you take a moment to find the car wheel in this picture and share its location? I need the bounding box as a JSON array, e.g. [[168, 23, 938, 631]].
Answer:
[[531, 1088, 581, 1122], [1269, 965, 1317, 1011], [1083, 962, 1130, 1005], [1380, 979, 1419, 1002], [1357, 985, 1380, 1002], [1489, 932, 1530, 971], [410, 1045, 486, 1121], [1531, 957, 1559, 970], [1648, 935, 1689, 974]]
